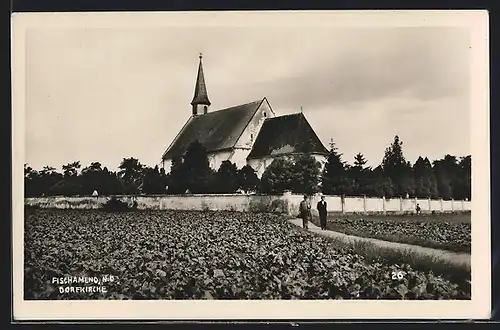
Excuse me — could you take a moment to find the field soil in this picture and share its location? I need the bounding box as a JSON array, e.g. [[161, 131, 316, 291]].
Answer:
[[313, 213, 471, 253], [291, 218, 471, 268], [24, 208, 471, 300]]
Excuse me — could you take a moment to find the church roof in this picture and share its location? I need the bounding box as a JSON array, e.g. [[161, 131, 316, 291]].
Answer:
[[191, 55, 211, 106], [247, 112, 329, 159], [162, 99, 266, 160]]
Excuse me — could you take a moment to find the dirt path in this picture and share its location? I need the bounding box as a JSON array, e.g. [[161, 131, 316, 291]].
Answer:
[[288, 218, 471, 268]]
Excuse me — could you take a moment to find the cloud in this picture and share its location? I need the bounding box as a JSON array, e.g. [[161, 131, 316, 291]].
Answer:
[[24, 25, 471, 171]]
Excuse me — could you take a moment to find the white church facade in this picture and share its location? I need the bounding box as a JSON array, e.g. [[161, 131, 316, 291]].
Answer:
[[161, 55, 329, 177]]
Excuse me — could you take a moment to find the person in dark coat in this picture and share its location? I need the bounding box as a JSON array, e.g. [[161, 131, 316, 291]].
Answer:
[[317, 195, 328, 230], [299, 195, 311, 229]]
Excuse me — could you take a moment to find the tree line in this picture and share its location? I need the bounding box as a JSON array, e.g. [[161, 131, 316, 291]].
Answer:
[[24, 135, 471, 200]]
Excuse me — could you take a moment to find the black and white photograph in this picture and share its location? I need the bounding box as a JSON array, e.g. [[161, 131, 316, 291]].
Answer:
[[12, 10, 490, 320]]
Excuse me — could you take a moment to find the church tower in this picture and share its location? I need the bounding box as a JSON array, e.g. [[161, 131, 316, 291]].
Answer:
[[191, 53, 211, 116]]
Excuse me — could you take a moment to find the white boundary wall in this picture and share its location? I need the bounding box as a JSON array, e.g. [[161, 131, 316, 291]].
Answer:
[[25, 192, 472, 216]]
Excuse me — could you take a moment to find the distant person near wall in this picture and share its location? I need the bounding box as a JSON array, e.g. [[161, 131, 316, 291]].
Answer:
[[299, 195, 311, 229], [317, 195, 328, 230], [416, 203, 421, 215]]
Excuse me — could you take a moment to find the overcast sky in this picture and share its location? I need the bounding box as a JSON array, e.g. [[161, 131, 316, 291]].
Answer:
[[24, 22, 471, 172]]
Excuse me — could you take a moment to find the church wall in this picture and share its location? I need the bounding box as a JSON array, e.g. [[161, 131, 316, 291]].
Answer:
[[230, 148, 252, 169], [247, 156, 276, 178], [164, 152, 326, 176], [161, 149, 249, 174], [234, 100, 274, 150], [207, 151, 233, 171], [162, 159, 173, 174], [163, 150, 238, 174], [248, 153, 328, 178]]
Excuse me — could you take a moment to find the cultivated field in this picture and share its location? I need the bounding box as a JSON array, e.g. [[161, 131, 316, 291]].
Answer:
[[24, 208, 470, 300], [311, 213, 471, 253]]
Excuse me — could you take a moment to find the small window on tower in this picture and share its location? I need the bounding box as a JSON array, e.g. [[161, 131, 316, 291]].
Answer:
[[263, 112, 267, 117], [204, 106, 208, 114]]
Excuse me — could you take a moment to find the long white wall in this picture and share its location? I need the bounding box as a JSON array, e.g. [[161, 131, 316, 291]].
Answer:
[[25, 192, 471, 215], [303, 193, 471, 215]]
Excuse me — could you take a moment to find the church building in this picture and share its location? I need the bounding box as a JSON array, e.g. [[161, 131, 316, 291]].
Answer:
[[161, 55, 329, 177]]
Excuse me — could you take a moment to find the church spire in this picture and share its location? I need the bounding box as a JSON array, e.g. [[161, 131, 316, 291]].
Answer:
[[191, 53, 211, 115]]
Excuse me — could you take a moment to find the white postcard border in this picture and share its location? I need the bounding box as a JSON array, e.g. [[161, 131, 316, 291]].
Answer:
[[11, 10, 491, 320]]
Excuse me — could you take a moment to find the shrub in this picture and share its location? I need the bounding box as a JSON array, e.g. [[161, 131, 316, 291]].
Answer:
[[101, 196, 136, 212]]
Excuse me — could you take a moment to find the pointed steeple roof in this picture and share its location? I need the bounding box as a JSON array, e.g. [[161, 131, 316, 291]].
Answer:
[[191, 53, 211, 106]]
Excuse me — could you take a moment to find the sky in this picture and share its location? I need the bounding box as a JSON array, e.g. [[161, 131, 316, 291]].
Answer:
[[24, 21, 471, 172]]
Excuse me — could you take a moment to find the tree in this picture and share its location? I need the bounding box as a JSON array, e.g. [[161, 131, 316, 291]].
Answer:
[[354, 153, 367, 168], [457, 155, 472, 200], [433, 154, 461, 200], [349, 153, 370, 195], [214, 160, 239, 193], [118, 157, 144, 194], [381, 135, 414, 197], [47, 161, 83, 196], [362, 165, 394, 198], [167, 156, 187, 194], [321, 141, 352, 195], [181, 140, 215, 194], [413, 156, 439, 198], [37, 166, 64, 196], [291, 154, 321, 195], [24, 164, 40, 197], [259, 157, 295, 194], [47, 178, 81, 196], [141, 165, 168, 195], [79, 162, 103, 195], [62, 161, 81, 178], [237, 165, 260, 193], [100, 167, 125, 195]]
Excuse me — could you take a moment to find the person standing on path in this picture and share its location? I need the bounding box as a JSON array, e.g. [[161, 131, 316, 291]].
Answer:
[[317, 195, 328, 230], [299, 195, 311, 229]]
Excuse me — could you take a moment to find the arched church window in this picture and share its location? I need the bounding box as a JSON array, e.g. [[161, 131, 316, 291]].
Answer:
[[250, 134, 253, 142], [263, 112, 267, 117], [204, 106, 208, 114]]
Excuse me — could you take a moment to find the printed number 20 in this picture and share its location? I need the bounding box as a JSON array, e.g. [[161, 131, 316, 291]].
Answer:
[[391, 271, 404, 280]]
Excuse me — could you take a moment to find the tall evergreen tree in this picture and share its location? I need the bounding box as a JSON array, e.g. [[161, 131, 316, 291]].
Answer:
[[181, 140, 215, 193], [349, 153, 370, 195], [381, 135, 414, 197], [167, 156, 186, 194], [353, 153, 367, 168], [321, 141, 352, 195], [214, 160, 239, 193]]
